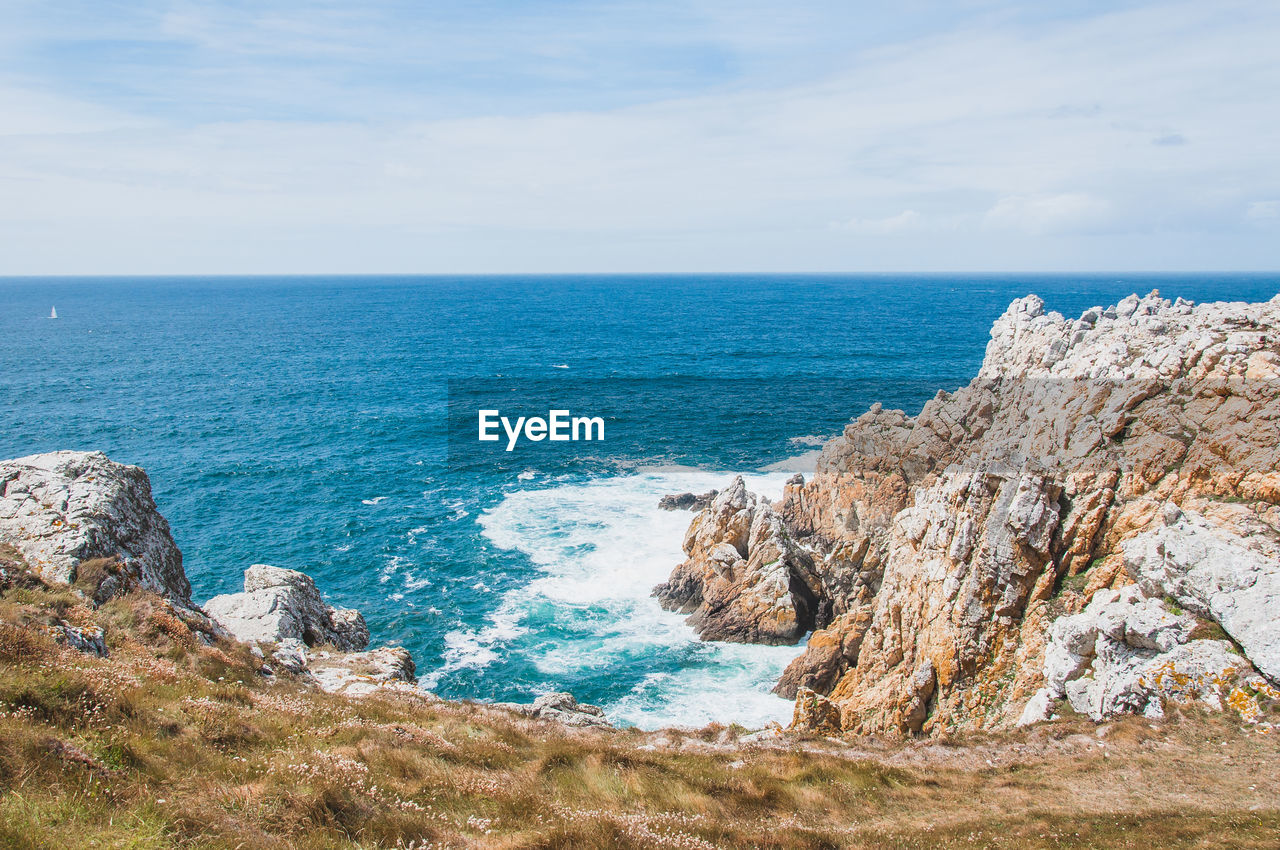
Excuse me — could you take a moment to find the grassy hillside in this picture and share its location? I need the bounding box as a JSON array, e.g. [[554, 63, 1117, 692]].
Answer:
[[0, 545, 1277, 849]]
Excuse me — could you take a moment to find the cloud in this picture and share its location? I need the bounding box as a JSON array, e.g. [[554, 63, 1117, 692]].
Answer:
[[1245, 200, 1280, 222], [0, 0, 1277, 272], [983, 194, 1113, 235], [831, 210, 924, 234]]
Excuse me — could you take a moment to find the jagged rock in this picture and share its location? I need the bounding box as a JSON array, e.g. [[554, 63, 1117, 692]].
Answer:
[[495, 692, 611, 728], [271, 638, 310, 673], [658, 491, 718, 511], [1122, 508, 1280, 682], [0, 451, 190, 602], [204, 564, 369, 650], [676, 292, 1280, 735], [1019, 585, 1254, 723], [654, 477, 819, 644]]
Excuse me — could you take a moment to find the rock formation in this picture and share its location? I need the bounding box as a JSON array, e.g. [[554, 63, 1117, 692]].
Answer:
[[493, 692, 612, 728], [203, 564, 370, 651], [0, 451, 190, 602], [659, 291, 1280, 734], [0, 450, 425, 699], [653, 477, 821, 644]]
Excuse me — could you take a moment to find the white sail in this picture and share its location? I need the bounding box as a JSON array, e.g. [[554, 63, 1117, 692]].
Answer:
[[49, 306, 57, 319]]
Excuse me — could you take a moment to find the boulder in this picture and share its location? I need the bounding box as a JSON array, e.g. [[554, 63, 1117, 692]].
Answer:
[[790, 687, 842, 735], [203, 564, 369, 650]]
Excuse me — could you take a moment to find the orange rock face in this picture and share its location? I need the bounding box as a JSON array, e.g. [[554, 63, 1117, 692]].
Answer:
[[660, 291, 1280, 734]]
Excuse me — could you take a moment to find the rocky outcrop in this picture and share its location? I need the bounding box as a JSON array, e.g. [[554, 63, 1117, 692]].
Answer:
[[307, 646, 418, 697], [203, 564, 370, 651], [494, 692, 612, 728], [0, 449, 419, 700], [666, 291, 1280, 735], [0, 451, 190, 602], [653, 477, 820, 644], [1018, 584, 1255, 723], [1122, 505, 1280, 682]]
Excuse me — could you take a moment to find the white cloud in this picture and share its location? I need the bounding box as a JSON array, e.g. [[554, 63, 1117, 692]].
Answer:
[[983, 194, 1113, 235], [831, 210, 924, 234], [0, 0, 1277, 272], [1245, 200, 1280, 222]]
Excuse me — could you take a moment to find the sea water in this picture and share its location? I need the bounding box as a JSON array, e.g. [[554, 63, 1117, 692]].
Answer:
[[2, 274, 1277, 728]]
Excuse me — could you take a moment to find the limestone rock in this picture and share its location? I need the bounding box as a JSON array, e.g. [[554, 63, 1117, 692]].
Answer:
[[1019, 585, 1254, 723], [1122, 508, 1280, 682], [0, 451, 190, 602], [495, 692, 611, 728], [203, 564, 369, 651], [50, 622, 108, 657], [308, 646, 417, 697]]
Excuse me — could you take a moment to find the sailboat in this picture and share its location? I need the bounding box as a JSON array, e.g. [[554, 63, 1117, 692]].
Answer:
[[48, 306, 57, 319]]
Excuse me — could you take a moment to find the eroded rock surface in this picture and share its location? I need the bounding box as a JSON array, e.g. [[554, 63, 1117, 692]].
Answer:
[[0, 451, 190, 602], [653, 477, 819, 644], [662, 291, 1280, 734], [204, 564, 370, 651]]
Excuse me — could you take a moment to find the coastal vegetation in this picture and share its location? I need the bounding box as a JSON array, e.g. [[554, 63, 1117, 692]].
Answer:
[[1, 546, 1277, 849]]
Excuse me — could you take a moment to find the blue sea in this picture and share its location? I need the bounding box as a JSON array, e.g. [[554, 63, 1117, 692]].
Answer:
[[2, 274, 1277, 728]]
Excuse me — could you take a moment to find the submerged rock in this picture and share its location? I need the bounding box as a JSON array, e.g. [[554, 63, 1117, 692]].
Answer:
[[204, 564, 369, 651], [658, 491, 718, 511]]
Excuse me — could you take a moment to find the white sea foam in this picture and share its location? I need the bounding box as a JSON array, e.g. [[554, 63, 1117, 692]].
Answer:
[[362, 496, 389, 505], [451, 470, 805, 729]]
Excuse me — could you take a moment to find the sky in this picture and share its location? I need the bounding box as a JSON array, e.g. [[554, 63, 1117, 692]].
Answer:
[[0, 0, 1277, 274]]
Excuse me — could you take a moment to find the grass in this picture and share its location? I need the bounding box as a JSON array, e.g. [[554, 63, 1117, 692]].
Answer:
[[0, 558, 1278, 848]]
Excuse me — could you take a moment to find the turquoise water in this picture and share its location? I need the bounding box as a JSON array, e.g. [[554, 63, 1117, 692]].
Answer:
[[2, 274, 1277, 727]]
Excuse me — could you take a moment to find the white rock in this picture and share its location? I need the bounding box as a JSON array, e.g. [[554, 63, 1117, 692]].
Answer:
[[308, 646, 417, 696], [0, 451, 190, 601], [1123, 508, 1280, 681], [204, 564, 369, 651], [1025, 586, 1255, 722], [494, 692, 612, 728]]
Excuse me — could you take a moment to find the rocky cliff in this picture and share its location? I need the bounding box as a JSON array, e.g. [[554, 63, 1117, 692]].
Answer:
[[659, 290, 1280, 735], [0, 451, 191, 602]]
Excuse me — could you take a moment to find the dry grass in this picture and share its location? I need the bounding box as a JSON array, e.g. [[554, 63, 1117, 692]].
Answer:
[[0, 565, 1276, 848]]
